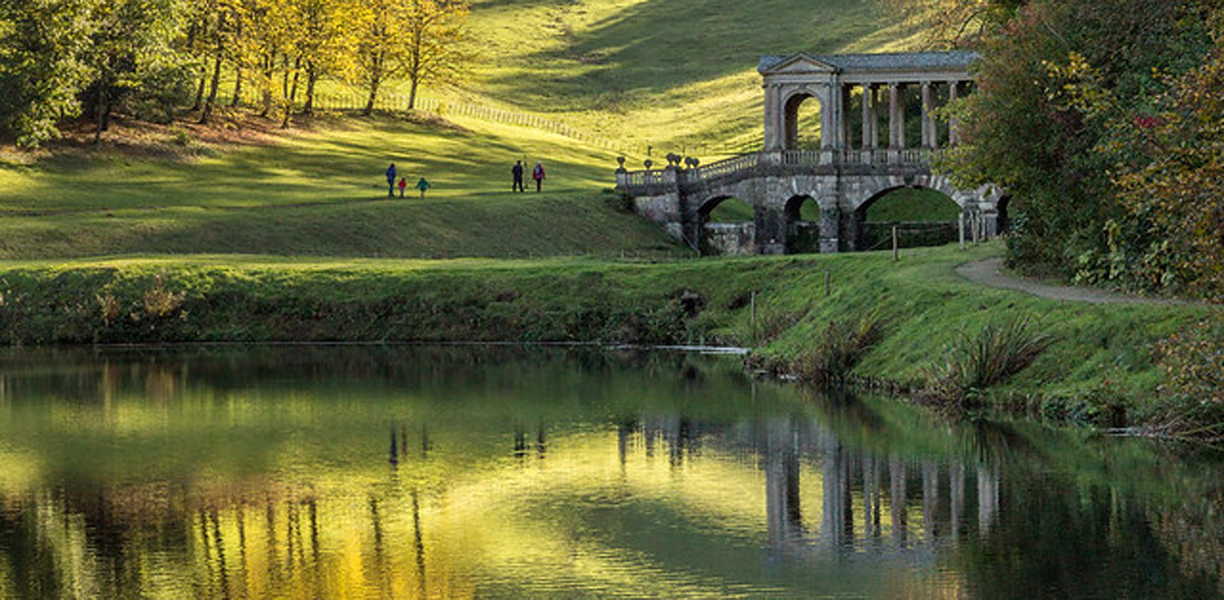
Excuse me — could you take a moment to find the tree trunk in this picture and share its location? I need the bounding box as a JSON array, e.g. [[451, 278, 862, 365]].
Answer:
[[364, 78, 380, 116], [288, 55, 302, 104], [260, 53, 274, 117], [230, 18, 243, 107], [193, 71, 207, 111], [93, 79, 108, 144], [199, 47, 224, 124], [363, 52, 383, 117], [408, 30, 422, 111], [231, 67, 244, 108], [304, 63, 318, 115]]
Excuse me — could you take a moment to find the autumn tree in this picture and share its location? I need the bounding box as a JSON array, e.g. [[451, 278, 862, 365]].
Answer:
[[1113, 23, 1224, 301], [353, 0, 406, 115], [402, 0, 469, 110], [941, 0, 1213, 286]]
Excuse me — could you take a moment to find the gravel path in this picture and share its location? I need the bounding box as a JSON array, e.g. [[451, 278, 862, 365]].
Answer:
[[956, 258, 1191, 305]]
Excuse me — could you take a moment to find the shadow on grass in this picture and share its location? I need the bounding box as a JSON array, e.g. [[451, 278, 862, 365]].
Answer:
[[486, 0, 881, 111]]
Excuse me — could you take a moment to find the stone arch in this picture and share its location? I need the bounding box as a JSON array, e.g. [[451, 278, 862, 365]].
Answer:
[[851, 176, 965, 213], [783, 194, 823, 254], [997, 194, 1014, 233], [846, 183, 962, 251], [697, 195, 757, 256], [782, 89, 823, 151]]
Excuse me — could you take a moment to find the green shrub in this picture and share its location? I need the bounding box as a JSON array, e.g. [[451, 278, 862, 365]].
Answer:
[[923, 317, 1055, 412], [1149, 315, 1224, 442], [795, 311, 885, 388]]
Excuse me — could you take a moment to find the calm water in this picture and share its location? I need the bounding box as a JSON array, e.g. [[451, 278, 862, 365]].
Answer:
[[0, 345, 1220, 599]]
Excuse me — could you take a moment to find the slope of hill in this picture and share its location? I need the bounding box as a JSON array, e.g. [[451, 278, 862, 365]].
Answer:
[[461, 0, 917, 154], [0, 0, 912, 259], [0, 114, 679, 259]]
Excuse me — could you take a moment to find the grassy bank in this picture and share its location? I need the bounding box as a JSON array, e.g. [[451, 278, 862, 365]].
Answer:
[[0, 243, 1209, 423]]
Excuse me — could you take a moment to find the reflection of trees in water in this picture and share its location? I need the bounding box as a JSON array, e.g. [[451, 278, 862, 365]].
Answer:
[[1, 352, 1222, 597]]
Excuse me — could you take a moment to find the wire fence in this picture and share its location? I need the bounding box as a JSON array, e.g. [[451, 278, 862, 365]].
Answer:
[[223, 88, 759, 162]]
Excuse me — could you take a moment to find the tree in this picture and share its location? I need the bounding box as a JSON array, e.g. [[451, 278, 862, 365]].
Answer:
[[291, 0, 352, 115], [82, 0, 193, 141], [1113, 24, 1224, 301], [941, 0, 1213, 285], [0, 0, 92, 147], [402, 0, 469, 111], [353, 0, 407, 116], [879, 0, 1028, 48], [351, 0, 469, 116]]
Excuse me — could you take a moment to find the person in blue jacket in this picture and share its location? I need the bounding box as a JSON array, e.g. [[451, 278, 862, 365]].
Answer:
[[385, 163, 397, 197]]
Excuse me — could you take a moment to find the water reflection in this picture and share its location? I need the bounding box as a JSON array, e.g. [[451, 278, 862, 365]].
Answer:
[[0, 346, 1219, 598]]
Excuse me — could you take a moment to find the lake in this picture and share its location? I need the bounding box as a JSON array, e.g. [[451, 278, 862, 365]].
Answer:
[[0, 346, 1219, 599]]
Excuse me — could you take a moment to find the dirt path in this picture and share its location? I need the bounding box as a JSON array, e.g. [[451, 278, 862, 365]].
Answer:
[[956, 258, 1191, 305]]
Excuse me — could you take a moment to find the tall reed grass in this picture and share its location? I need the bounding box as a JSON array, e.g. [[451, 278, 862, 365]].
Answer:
[[923, 317, 1055, 412], [796, 311, 886, 387]]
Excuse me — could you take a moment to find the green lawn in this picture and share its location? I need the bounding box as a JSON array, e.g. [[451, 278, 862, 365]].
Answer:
[[0, 115, 687, 259]]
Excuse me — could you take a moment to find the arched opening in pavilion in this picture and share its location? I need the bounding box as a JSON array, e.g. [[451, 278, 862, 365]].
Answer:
[[783, 93, 822, 151]]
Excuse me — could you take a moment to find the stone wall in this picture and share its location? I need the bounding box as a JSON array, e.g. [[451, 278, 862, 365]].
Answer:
[[701, 223, 756, 256]]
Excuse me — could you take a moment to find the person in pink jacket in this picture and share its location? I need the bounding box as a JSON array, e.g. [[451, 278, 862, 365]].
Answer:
[[532, 162, 546, 192]]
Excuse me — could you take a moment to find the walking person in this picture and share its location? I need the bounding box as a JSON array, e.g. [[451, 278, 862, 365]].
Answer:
[[532, 162, 545, 192], [416, 177, 431, 200], [385, 163, 397, 197], [397, 177, 407, 198], [511, 160, 525, 192]]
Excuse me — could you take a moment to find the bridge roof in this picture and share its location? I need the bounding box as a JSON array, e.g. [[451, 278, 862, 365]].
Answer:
[[758, 51, 980, 75]]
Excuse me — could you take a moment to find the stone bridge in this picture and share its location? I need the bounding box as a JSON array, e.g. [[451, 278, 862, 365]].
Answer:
[[616, 51, 1006, 255]]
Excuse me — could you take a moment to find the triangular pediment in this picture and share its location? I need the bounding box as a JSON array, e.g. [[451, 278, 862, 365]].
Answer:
[[759, 53, 839, 75]]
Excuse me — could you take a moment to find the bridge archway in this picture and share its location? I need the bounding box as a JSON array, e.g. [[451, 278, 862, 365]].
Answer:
[[783, 92, 823, 151], [997, 195, 1013, 233], [784, 195, 823, 254], [698, 196, 757, 256], [849, 186, 961, 251]]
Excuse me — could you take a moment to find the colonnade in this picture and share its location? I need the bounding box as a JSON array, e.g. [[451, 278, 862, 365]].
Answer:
[[769, 79, 971, 152]]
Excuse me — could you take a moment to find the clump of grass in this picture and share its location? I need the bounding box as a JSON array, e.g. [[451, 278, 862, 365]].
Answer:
[[923, 317, 1055, 412], [796, 311, 886, 387]]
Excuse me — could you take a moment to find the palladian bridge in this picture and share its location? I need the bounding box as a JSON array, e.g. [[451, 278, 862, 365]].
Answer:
[[616, 51, 1005, 255]]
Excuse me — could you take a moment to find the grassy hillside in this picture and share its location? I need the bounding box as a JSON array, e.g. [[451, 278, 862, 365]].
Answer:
[[461, 0, 917, 153], [0, 0, 918, 259], [0, 114, 682, 259]]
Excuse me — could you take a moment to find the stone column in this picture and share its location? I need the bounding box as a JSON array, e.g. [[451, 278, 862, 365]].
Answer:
[[921, 82, 935, 148], [871, 87, 881, 148], [860, 83, 875, 152], [841, 84, 853, 152], [764, 83, 782, 151], [948, 81, 961, 145], [820, 84, 837, 150], [889, 83, 905, 150]]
